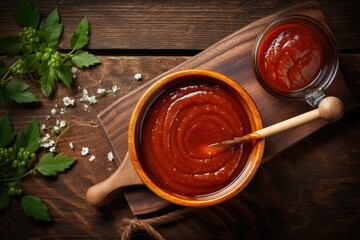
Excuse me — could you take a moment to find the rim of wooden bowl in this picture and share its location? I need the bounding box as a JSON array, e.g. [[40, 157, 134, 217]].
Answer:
[[128, 69, 265, 207]]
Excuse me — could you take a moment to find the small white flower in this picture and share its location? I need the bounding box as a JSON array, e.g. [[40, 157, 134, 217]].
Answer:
[[89, 155, 96, 161], [55, 104, 58, 108], [59, 120, 66, 128], [69, 142, 74, 149], [80, 88, 97, 106], [49, 146, 56, 152], [112, 85, 118, 93], [97, 88, 106, 94], [53, 125, 60, 133], [134, 73, 142, 81], [46, 115, 51, 120], [107, 151, 114, 161], [71, 66, 78, 74], [81, 147, 89, 156], [83, 104, 90, 112], [50, 108, 57, 115], [41, 124, 47, 130], [60, 108, 66, 115], [44, 134, 51, 141], [71, 66, 78, 78], [63, 97, 75, 106], [88, 96, 97, 104]]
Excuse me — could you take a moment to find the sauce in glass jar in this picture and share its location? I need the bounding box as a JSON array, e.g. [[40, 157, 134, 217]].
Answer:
[[257, 22, 324, 92], [254, 16, 339, 103]]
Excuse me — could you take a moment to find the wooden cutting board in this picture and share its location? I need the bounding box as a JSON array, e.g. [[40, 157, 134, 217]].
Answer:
[[97, 1, 359, 215]]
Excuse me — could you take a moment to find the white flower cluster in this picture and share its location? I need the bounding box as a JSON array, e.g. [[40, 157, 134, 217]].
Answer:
[[52, 119, 67, 133], [39, 117, 67, 152], [80, 89, 97, 104], [40, 105, 71, 153], [79, 89, 97, 112], [39, 133, 56, 152], [47, 97, 75, 120], [37, 75, 132, 157], [78, 85, 119, 112]]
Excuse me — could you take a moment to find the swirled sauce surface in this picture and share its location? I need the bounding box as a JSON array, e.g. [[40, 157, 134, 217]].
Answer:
[[140, 80, 252, 197], [257, 22, 324, 92]]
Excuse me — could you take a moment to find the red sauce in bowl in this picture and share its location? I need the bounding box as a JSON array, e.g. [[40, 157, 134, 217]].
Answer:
[[139, 80, 253, 197], [256, 21, 324, 93]]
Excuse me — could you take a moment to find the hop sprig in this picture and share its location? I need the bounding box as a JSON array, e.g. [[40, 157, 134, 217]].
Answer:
[[0, 0, 100, 108], [0, 115, 76, 221]]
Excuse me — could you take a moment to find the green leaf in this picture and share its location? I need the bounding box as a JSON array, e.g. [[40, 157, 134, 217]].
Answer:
[[0, 185, 10, 210], [37, 153, 76, 176], [38, 8, 63, 47], [20, 43, 35, 56], [71, 50, 100, 68], [70, 17, 89, 50], [0, 115, 16, 148], [0, 36, 22, 56], [39, 63, 57, 96], [21, 195, 51, 221], [22, 54, 40, 73], [16, 118, 40, 153], [1, 80, 38, 108], [14, 0, 41, 28], [57, 64, 73, 89], [0, 87, 13, 109]]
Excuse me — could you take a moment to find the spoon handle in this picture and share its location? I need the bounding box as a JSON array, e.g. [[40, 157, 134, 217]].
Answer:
[[256, 96, 344, 139], [255, 109, 320, 138]]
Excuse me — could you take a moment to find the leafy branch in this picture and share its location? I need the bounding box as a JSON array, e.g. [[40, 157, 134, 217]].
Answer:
[[0, 0, 100, 108], [0, 115, 76, 221]]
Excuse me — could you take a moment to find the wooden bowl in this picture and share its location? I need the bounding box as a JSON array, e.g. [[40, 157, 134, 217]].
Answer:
[[127, 69, 264, 207]]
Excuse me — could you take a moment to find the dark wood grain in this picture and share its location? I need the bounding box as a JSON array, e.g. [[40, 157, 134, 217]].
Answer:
[[97, 2, 358, 215], [0, 0, 359, 239], [0, 0, 359, 50], [0, 56, 188, 239]]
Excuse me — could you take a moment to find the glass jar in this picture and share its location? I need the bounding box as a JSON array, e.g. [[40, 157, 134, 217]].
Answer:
[[253, 15, 339, 107]]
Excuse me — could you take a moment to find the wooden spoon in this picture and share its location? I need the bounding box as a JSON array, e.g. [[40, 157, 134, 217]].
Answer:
[[206, 96, 344, 156]]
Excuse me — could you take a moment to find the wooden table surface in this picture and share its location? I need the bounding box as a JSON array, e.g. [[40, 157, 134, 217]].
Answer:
[[1, 0, 359, 239]]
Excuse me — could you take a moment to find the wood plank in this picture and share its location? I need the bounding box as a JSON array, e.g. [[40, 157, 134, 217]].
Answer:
[[0, 0, 359, 50], [340, 54, 360, 99], [0, 56, 188, 238], [97, 2, 359, 215]]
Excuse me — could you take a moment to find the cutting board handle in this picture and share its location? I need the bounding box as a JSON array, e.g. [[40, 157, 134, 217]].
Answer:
[[86, 152, 144, 207]]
